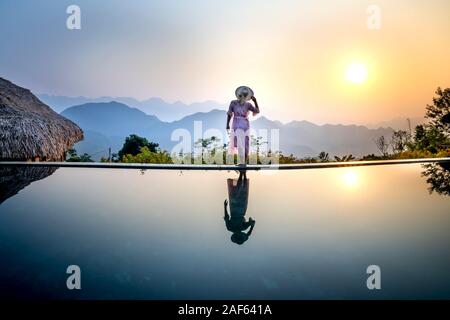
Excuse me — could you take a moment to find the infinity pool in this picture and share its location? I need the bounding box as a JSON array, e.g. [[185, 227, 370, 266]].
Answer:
[[0, 163, 449, 299]]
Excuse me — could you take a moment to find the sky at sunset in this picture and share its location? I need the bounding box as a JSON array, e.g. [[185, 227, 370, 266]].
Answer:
[[0, 0, 449, 124]]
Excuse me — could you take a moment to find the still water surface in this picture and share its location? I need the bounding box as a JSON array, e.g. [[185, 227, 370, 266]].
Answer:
[[0, 163, 449, 299]]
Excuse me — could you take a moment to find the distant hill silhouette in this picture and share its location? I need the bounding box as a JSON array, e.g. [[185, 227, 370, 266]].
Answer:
[[62, 101, 161, 136], [62, 101, 394, 161], [366, 116, 425, 131]]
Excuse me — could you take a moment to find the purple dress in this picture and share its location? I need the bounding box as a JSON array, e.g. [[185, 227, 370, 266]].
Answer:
[[227, 100, 259, 157]]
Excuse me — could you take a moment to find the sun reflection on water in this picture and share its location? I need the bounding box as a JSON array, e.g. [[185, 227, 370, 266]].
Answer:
[[341, 169, 359, 188]]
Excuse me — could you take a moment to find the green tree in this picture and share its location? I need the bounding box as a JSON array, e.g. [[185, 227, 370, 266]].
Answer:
[[195, 136, 223, 164], [412, 124, 448, 153], [318, 151, 330, 162], [251, 135, 268, 164], [118, 134, 159, 160], [426, 87, 450, 135], [391, 130, 410, 154], [66, 148, 94, 162], [374, 135, 390, 157], [334, 154, 355, 162], [195, 136, 221, 154], [122, 146, 172, 164]]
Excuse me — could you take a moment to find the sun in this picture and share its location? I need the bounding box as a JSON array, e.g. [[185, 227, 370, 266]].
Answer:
[[345, 63, 368, 84]]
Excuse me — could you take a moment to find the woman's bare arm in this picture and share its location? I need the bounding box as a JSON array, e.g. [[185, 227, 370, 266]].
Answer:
[[226, 114, 232, 130], [251, 96, 260, 113]]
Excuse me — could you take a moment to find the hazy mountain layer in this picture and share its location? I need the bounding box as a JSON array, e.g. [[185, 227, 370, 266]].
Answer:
[[62, 101, 394, 161]]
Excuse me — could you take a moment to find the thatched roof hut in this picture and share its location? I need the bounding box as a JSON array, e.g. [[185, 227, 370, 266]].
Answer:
[[0, 77, 83, 161], [0, 166, 58, 204]]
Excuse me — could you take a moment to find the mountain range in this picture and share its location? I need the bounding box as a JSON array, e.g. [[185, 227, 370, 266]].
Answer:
[[38, 94, 225, 122], [60, 101, 394, 161], [39, 94, 425, 130]]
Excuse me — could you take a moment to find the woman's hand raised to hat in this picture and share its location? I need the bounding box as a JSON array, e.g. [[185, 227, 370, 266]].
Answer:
[[251, 96, 259, 111]]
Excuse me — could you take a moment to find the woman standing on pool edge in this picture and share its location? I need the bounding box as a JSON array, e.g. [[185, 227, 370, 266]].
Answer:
[[226, 86, 260, 165]]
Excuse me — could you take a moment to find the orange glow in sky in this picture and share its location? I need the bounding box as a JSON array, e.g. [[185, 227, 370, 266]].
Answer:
[[1, 0, 449, 125]]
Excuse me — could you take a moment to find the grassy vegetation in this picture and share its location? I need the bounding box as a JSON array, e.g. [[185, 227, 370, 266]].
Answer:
[[121, 146, 172, 164]]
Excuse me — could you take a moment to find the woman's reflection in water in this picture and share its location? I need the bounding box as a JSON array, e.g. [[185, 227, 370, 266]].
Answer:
[[224, 170, 255, 245]]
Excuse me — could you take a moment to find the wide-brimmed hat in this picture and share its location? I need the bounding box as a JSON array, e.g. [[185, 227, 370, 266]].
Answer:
[[235, 86, 254, 102]]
